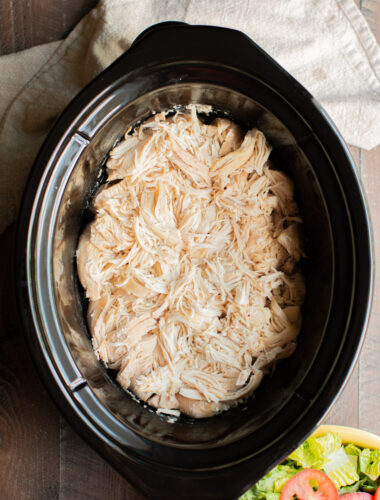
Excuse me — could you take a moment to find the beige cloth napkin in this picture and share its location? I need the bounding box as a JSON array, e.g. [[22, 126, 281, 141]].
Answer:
[[0, 0, 379, 235]]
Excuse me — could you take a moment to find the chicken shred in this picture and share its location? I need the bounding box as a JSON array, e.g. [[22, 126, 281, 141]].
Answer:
[[77, 107, 305, 418]]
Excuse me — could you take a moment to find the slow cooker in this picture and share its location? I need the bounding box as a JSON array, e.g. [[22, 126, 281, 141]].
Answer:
[[16, 23, 373, 500]]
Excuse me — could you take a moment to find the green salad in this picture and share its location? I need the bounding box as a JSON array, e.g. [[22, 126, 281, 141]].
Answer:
[[240, 432, 380, 499]]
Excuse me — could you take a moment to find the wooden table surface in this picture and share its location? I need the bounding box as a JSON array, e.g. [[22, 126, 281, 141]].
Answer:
[[0, 1, 379, 499]]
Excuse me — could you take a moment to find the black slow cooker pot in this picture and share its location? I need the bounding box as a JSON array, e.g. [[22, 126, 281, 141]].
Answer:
[[16, 23, 373, 500]]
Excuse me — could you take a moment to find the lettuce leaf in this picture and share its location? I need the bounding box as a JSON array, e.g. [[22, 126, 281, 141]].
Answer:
[[288, 439, 317, 468], [358, 476, 380, 493], [345, 443, 362, 457], [367, 449, 380, 480], [360, 449, 380, 481], [254, 465, 299, 492], [359, 448, 373, 474], [239, 490, 261, 500], [240, 491, 279, 500], [338, 480, 361, 495], [239, 465, 299, 499], [323, 448, 359, 488], [288, 432, 358, 487], [265, 494, 280, 500], [308, 433, 342, 462], [339, 476, 380, 495], [289, 433, 341, 469], [348, 454, 358, 470]]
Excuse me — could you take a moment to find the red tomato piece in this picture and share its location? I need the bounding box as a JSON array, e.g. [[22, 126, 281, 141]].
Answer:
[[280, 469, 338, 500], [339, 494, 373, 499], [375, 487, 380, 500]]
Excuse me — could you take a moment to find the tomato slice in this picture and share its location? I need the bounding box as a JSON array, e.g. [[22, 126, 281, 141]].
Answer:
[[280, 469, 338, 500], [339, 494, 373, 499], [373, 486, 380, 500]]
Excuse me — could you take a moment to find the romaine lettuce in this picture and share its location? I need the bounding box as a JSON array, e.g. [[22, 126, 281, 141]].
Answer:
[[240, 465, 299, 499], [360, 449, 380, 481], [323, 447, 359, 488]]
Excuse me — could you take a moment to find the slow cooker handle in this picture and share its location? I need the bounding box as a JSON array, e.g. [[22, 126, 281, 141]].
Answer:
[[106, 22, 312, 103], [129, 21, 188, 49]]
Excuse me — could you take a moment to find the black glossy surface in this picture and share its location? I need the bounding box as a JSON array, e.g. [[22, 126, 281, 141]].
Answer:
[[15, 24, 373, 500]]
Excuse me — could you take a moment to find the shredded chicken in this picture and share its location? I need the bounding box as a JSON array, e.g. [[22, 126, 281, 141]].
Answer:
[[77, 106, 305, 418]]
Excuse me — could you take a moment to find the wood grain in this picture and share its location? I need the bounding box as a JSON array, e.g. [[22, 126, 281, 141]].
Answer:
[[0, 226, 60, 500], [59, 420, 144, 500], [325, 365, 360, 428], [362, 0, 380, 39], [358, 146, 380, 434], [0, 0, 97, 55]]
